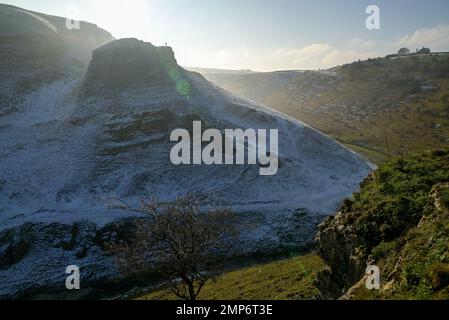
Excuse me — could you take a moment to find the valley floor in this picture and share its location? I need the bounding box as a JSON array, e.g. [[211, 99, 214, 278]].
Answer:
[[136, 253, 324, 300]]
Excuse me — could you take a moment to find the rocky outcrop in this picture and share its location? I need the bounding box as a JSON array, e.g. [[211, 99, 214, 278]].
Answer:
[[0, 223, 33, 270], [85, 38, 178, 87], [0, 219, 144, 299], [315, 203, 369, 298]]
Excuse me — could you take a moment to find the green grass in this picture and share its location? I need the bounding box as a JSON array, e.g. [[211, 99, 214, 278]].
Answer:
[[331, 149, 449, 299], [343, 143, 387, 164], [341, 149, 449, 248], [137, 253, 325, 300]]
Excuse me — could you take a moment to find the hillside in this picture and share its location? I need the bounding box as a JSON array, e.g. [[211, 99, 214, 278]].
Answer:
[[0, 4, 114, 118], [317, 149, 449, 299], [202, 55, 449, 164], [0, 6, 373, 298], [0, 4, 114, 65], [4, 3, 447, 302], [196, 68, 304, 102], [135, 149, 449, 301]]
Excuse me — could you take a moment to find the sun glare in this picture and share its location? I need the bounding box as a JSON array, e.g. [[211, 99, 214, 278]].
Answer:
[[86, 0, 153, 40]]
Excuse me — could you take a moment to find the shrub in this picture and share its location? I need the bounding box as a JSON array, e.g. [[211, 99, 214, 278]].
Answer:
[[372, 241, 396, 261], [429, 264, 449, 291], [432, 149, 449, 157], [351, 149, 449, 249]]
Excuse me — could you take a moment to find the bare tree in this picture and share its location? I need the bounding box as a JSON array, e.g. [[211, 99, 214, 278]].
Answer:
[[107, 194, 239, 300]]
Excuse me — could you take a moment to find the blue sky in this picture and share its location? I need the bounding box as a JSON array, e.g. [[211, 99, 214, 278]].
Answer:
[[3, 0, 449, 70]]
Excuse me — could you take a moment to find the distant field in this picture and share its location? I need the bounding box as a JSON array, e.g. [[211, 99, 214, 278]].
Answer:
[[137, 253, 325, 300]]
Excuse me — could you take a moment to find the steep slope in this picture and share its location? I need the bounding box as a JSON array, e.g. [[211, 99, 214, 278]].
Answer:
[[0, 4, 113, 65], [317, 150, 449, 299], [0, 8, 371, 297], [1, 37, 372, 233]]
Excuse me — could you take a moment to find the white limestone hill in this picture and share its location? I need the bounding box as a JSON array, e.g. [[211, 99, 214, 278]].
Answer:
[[0, 6, 373, 297]]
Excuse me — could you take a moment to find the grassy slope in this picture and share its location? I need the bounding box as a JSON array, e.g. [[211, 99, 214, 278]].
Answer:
[[328, 149, 449, 299], [264, 55, 449, 164], [351, 185, 449, 300], [138, 253, 325, 300]]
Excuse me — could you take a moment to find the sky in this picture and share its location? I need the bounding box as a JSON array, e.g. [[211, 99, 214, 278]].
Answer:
[[3, 0, 449, 71]]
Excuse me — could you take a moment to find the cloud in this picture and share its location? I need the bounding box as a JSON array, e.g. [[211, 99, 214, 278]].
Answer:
[[395, 24, 449, 52], [320, 49, 359, 67], [267, 43, 377, 70], [181, 24, 449, 71], [179, 42, 381, 71], [270, 44, 333, 69], [349, 38, 377, 50]]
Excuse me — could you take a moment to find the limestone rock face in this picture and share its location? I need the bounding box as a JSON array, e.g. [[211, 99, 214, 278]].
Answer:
[[316, 209, 368, 298]]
